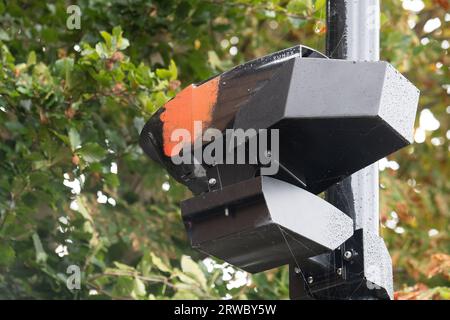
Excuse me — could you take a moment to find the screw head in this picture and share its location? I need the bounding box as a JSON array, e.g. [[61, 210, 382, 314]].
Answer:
[[265, 150, 272, 158], [336, 268, 342, 276], [208, 178, 217, 186], [294, 267, 301, 274], [343, 250, 353, 260], [307, 276, 314, 284]]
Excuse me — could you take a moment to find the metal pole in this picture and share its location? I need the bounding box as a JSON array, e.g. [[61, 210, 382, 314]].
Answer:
[[326, 0, 380, 234]]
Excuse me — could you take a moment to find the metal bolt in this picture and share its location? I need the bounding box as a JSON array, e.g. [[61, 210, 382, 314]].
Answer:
[[294, 267, 301, 274], [343, 250, 353, 260], [336, 268, 342, 276], [265, 150, 272, 158], [307, 276, 314, 284], [208, 178, 217, 186], [224, 207, 229, 217]]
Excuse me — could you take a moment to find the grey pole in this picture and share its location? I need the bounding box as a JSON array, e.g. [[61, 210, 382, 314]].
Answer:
[[325, 0, 395, 300], [326, 0, 380, 234]]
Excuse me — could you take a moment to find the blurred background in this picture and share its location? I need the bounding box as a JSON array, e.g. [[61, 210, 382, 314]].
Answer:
[[0, 0, 448, 299]]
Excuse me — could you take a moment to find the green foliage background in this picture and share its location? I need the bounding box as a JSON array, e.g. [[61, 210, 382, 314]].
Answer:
[[0, 0, 448, 299]]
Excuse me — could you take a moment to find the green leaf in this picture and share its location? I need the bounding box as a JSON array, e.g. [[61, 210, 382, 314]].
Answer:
[[314, 0, 326, 10], [27, 51, 36, 66], [168, 60, 178, 80], [133, 117, 145, 133], [100, 31, 112, 48], [32, 233, 48, 264], [112, 26, 123, 38], [0, 28, 10, 41], [152, 91, 168, 108], [208, 50, 227, 71], [29, 171, 49, 186], [288, 16, 307, 28], [77, 143, 106, 163], [68, 128, 81, 151], [22, 192, 38, 207], [50, 129, 69, 146], [287, 0, 309, 14], [155, 68, 172, 80], [113, 261, 136, 272], [111, 26, 129, 50], [150, 252, 171, 273], [155, 60, 177, 80], [5, 121, 26, 134], [0, 242, 15, 267], [132, 277, 146, 299], [118, 37, 129, 51], [95, 42, 109, 59], [75, 196, 93, 223], [112, 276, 134, 297], [54, 58, 74, 81], [181, 255, 207, 290], [104, 173, 120, 188], [138, 253, 153, 277], [32, 159, 52, 170], [175, 272, 198, 286]]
